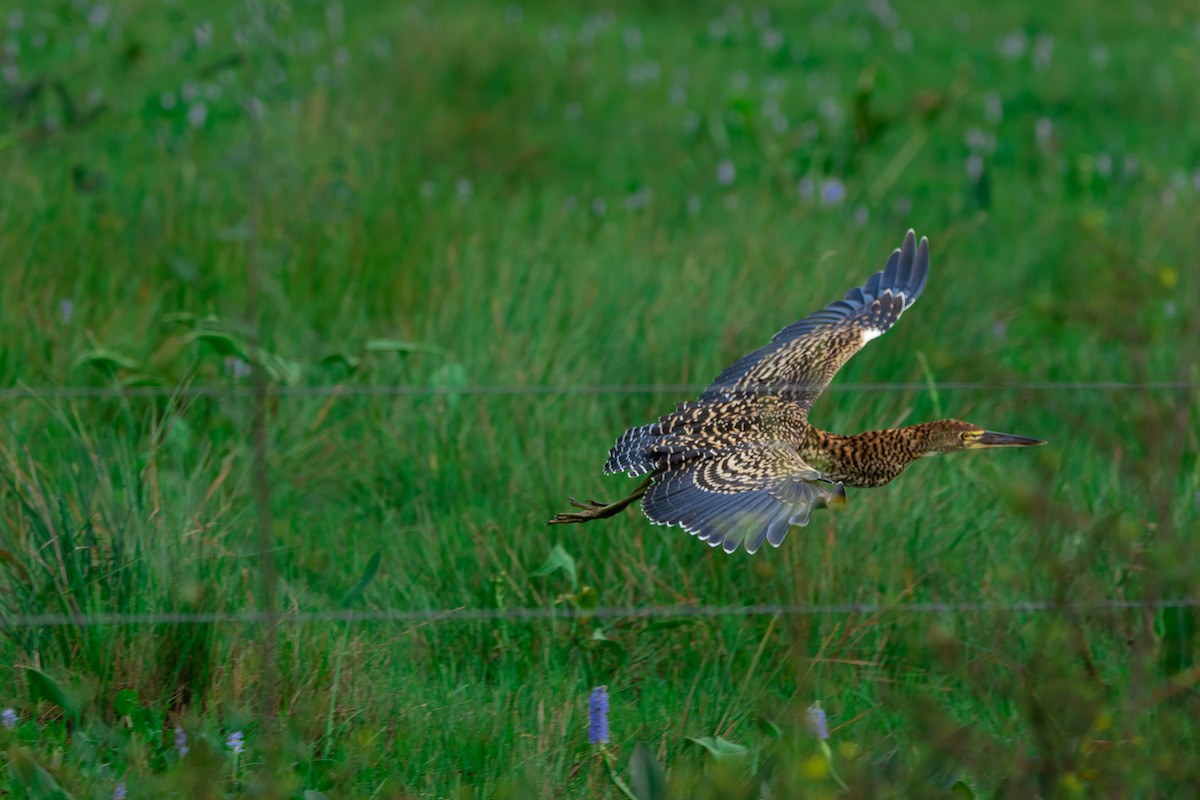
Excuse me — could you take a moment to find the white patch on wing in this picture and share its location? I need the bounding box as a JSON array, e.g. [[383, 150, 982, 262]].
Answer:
[[860, 327, 885, 343]]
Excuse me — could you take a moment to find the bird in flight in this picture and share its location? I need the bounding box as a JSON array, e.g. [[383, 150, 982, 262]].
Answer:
[[549, 229, 1044, 554]]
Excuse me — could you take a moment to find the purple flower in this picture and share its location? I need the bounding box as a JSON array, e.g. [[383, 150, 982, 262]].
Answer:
[[113, 782, 127, 800], [223, 356, 251, 380], [716, 160, 736, 187], [588, 686, 610, 744], [820, 179, 846, 206], [1, 708, 16, 730], [226, 730, 244, 754], [805, 702, 829, 740], [60, 298, 74, 324], [175, 725, 189, 756]]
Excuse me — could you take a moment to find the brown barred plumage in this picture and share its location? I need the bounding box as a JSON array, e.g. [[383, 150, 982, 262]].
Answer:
[[550, 230, 1044, 554]]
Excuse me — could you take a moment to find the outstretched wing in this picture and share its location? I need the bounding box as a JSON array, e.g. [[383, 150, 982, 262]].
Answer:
[[702, 229, 930, 411], [640, 443, 845, 555]]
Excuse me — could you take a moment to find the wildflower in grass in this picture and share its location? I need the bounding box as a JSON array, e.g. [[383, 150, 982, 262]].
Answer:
[[175, 725, 189, 757], [224, 356, 251, 380], [966, 155, 984, 182], [113, 781, 127, 800], [188, 103, 208, 128], [194, 22, 213, 48], [820, 179, 846, 206], [60, 298, 74, 324], [805, 702, 829, 739], [983, 91, 1002, 124], [1, 708, 16, 730], [227, 730, 245, 754], [89, 5, 109, 29], [1032, 33, 1054, 71], [999, 30, 1026, 58], [806, 702, 848, 789], [588, 686, 610, 744], [1035, 117, 1053, 148], [716, 160, 736, 187]]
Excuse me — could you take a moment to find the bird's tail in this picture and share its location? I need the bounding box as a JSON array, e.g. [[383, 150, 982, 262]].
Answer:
[[603, 423, 659, 476]]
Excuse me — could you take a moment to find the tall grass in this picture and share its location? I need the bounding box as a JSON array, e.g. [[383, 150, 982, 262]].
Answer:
[[1, 0, 1198, 796]]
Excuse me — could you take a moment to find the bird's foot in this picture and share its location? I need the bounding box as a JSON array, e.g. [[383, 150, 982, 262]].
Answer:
[[548, 497, 615, 525]]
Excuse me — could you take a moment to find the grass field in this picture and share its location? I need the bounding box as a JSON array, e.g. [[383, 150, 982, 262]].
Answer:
[[1, 0, 1199, 797]]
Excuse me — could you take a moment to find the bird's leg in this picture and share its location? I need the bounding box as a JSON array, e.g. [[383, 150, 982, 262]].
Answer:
[[547, 477, 652, 525]]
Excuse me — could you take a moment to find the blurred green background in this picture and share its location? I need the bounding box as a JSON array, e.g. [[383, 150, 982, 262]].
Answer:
[[0, 1, 1198, 797]]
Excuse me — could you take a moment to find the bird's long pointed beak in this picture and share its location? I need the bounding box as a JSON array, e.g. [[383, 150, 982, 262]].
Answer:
[[974, 430, 1046, 448]]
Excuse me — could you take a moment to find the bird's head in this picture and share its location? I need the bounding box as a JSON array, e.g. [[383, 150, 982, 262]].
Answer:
[[919, 419, 1046, 455]]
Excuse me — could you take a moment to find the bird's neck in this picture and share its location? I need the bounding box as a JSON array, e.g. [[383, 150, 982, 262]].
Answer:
[[805, 424, 936, 488]]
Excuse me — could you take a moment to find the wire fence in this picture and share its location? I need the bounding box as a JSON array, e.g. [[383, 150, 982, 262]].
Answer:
[[0, 380, 1195, 401], [2, 599, 1195, 628]]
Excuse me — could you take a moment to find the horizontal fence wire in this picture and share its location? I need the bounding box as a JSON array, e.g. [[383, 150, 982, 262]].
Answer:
[[2, 599, 1196, 628], [0, 380, 1196, 401]]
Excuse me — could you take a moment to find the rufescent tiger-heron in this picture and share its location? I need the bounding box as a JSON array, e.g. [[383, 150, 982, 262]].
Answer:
[[548, 229, 1044, 554]]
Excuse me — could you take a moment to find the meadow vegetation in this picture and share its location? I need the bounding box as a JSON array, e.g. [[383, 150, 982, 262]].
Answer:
[[0, 0, 1198, 796]]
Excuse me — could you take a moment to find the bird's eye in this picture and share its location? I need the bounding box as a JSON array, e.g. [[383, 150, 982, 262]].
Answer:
[[959, 431, 972, 441]]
